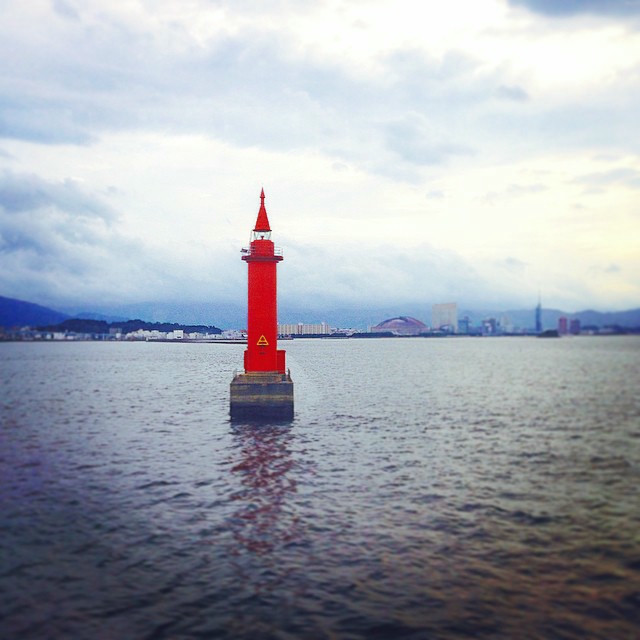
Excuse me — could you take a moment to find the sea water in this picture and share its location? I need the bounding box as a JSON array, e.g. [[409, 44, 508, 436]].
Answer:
[[1, 337, 639, 639]]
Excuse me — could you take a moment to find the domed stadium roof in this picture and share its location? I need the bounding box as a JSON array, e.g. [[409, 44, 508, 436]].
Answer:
[[372, 316, 427, 335]]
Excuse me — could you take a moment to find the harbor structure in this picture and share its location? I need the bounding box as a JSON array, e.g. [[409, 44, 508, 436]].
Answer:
[[230, 190, 294, 420]]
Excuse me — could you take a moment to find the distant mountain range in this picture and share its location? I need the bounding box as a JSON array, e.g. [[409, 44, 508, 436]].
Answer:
[[2, 294, 640, 331], [0, 296, 70, 327]]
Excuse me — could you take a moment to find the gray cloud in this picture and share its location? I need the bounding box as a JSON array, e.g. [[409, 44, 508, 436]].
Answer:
[[0, 172, 120, 275], [573, 167, 640, 190], [384, 113, 473, 167], [0, 97, 94, 145], [0, 3, 638, 315], [495, 85, 529, 102], [0, 171, 528, 313], [0, 171, 243, 307], [0, 171, 116, 219], [278, 241, 525, 311], [501, 257, 528, 272], [479, 102, 640, 157], [52, 0, 80, 21], [3, 1, 635, 185], [482, 182, 547, 204], [588, 263, 622, 275], [0, 169, 616, 319], [0, 7, 522, 179], [509, 0, 640, 17], [506, 183, 547, 196], [2, 2, 638, 172]]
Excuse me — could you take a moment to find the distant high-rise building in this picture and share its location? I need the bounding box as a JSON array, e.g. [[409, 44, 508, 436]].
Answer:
[[570, 319, 581, 335], [558, 317, 568, 335], [482, 317, 497, 335], [500, 315, 514, 334], [432, 303, 458, 333], [535, 298, 542, 333]]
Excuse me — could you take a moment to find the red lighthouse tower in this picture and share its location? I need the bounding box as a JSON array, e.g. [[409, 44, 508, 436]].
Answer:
[[242, 189, 286, 374], [230, 190, 294, 420]]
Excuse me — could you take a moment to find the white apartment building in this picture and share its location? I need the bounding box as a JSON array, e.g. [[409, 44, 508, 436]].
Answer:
[[278, 322, 331, 336]]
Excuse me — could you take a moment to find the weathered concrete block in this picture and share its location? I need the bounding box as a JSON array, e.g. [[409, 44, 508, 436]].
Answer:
[[230, 371, 294, 420]]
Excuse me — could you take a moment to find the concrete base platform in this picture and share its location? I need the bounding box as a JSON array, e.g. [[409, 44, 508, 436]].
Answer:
[[230, 371, 294, 421]]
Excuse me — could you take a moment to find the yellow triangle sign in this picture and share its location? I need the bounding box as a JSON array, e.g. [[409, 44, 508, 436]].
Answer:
[[257, 334, 269, 346]]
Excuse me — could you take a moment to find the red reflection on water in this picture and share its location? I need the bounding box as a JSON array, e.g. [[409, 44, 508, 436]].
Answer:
[[228, 425, 301, 555]]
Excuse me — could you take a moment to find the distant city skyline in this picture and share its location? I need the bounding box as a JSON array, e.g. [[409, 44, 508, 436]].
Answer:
[[4, 295, 639, 341], [3, 293, 639, 336], [1, 1, 639, 314]]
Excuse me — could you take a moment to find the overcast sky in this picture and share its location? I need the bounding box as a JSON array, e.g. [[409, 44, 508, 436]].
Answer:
[[1, 0, 639, 317]]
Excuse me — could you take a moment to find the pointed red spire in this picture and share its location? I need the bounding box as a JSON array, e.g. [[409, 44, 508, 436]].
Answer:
[[254, 188, 271, 232]]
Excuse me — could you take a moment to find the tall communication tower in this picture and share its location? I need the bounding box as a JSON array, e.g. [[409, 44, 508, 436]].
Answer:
[[535, 295, 542, 334]]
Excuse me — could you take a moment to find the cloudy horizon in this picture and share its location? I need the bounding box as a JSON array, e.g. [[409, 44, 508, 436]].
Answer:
[[1, 0, 639, 317]]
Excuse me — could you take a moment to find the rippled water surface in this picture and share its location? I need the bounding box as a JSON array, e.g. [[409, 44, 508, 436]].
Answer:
[[1, 337, 639, 639]]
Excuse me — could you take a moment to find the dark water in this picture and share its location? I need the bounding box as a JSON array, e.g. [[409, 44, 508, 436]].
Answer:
[[1, 337, 639, 639]]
